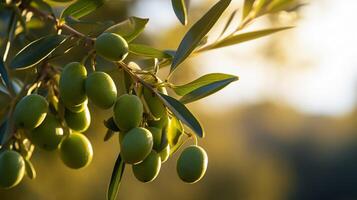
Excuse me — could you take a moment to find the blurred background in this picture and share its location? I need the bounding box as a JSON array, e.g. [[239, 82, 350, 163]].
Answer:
[[2, 0, 357, 199]]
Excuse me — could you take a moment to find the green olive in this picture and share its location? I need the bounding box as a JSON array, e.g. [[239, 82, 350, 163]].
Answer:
[[59, 62, 87, 107], [60, 133, 93, 169], [132, 151, 161, 182], [176, 145, 208, 183], [85, 71, 117, 109], [113, 94, 143, 131], [147, 126, 162, 151], [95, 33, 128, 61], [13, 94, 48, 129], [120, 127, 153, 164], [0, 150, 25, 189], [27, 114, 64, 151], [158, 144, 170, 163], [66, 99, 88, 113], [143, 87, 167, 119], [65, 106, 91, 132]]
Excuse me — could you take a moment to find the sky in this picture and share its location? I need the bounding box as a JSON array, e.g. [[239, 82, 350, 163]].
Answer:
[[132, 0, 357, 116]]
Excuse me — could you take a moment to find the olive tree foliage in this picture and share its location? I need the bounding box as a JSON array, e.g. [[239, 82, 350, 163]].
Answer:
[[0, 0, 299, 199]]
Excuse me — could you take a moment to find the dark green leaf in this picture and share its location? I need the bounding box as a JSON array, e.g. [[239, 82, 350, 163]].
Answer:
[[61, 0, 104, 20], [158, 93, 204, 137], [243, 0, 255, 19], [0, 59, 10, 89], [107, 154, 125, 200], [105, 17, 149, 42], [171, 0, 231, 74], [179, 75, 238, 104], [171, 0, 188, 25], [129, 44, 172, 59], [10, 35, 67, 70], [0, 119, 8, 145], [30, 0, 54, 15], [173, 73, 238, 96], [210, 27, 293, 50], [24, 159, 36, 179]]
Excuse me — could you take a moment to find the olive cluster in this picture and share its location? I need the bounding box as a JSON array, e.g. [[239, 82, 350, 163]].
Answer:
[[0, 33, 208, 189]]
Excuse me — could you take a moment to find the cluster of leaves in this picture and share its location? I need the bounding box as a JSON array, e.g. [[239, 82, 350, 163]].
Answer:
[[0, 0, 298, 199]]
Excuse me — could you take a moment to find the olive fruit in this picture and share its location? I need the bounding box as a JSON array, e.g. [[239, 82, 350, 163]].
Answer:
[[65, 106, 91, 132], [120, 127, 153, 164], [59, 62, 87, 107], [60, 133, 93, 169], [27, 114, 64, 151], [132, 151, 161, 182], [176, 145, 208, 183], [159, 144, 170, 163], [147, 127, 162, 151], [66, 99, 87, 113], [85, 72, 117, 109], [95, 33, 128, 61], [13, 94, 48, 129], [143, 87, 167, 119], [113, 94, 143, 131], [0, 150, 25, 189]]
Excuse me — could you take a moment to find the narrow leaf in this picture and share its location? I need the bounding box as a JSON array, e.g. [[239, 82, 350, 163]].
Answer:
[[61, 0, 104, 20], [218, 9, 238, 38], [171, 0, 188, 25], [158, 93, 204, 137], [167, 116, 184, 146], [173, 73, 238, 96], [107, 154, 125, 200], [210, 27, 293, 50], [180, 76, 238, 104], [243, 0, 255, 19], [24, 159, 36, 179], [129, 44, 172, 59], [266, 0, 296, 13], [0, 59, 10, 88], [105, 17, 149, 42], [10, 35, 67, 69], [30, 0, 54, 15], [170, 0, 231, 73]]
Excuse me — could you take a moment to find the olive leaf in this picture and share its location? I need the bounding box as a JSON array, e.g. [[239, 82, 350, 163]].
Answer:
[[167, 116, 184, 147], [243, 0, 255, 19], [0, 119, 9, 145], [180, 77, 238, 104], [171, 0, 188, 25], [24, 159, 36, 179], [30, 0, 54, 15], [266, 0, 297, 13], [107, 154, 125, 200], [172, 73, 238, 104], [0, 58, 10, 89], [209, 27, 293, 50], [60, 0, 105, 21], [10, 35, 68, 70], [158, 93, 204, 138], [170, 0, 231, 74], [218, 9, 238, 38], [129, 44, 172, 59], [105, 17, 149, 43]]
